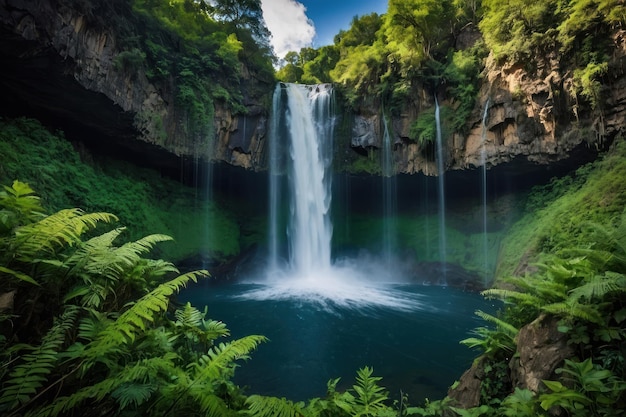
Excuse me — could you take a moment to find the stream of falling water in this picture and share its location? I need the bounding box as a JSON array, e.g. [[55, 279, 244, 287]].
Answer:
[[434, 97, 447, 284], [249, 83, 421, 310], [480, 99, 490, 279]]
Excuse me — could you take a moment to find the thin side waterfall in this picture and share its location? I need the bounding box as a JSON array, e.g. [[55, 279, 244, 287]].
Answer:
[[434, 98, 447, 282], [480, 100, 490, 278], [381, 115, 397, 267], [268, 84, 284, 270]]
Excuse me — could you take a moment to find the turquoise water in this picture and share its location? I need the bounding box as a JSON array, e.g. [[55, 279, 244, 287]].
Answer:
[[181, 282, 493, 403]]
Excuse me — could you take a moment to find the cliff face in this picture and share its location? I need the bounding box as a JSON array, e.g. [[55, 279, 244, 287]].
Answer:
[[351, 30, 626, 175], [0, 0, 269, 170], [1, 0, 625, 176]]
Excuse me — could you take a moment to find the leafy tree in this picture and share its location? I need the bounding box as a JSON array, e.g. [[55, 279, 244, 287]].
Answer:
[[479, 0, 561, 62], [384, 0, 454, 61]]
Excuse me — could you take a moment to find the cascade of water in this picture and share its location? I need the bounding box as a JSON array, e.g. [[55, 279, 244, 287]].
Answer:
[[285, 83, 335, 275], [253, 83, 427, 309], [381, 115, 397, 266], [434, 97, 447, 282], [480, 100, 490, 278]]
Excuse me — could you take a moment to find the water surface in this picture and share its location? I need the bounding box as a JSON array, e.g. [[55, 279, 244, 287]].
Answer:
[[182, 281, 491, 403]]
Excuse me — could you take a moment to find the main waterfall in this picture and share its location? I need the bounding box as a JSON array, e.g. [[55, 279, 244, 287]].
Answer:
[[246, 83, 419, 310], [286, 84, 334, 274]]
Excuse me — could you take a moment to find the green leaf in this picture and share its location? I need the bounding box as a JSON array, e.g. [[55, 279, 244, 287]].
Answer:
[[0, 266, 39, 286]]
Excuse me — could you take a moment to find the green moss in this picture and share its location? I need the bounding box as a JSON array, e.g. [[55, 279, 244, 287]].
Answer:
[[496, 139, 626, 277], [0, 117, 242, 263]]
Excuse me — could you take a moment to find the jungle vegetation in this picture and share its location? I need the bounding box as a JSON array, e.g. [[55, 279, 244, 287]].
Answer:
[[2, 0, 626, 415], [1, 137, 625, 416], [277, 0, 623, 139]]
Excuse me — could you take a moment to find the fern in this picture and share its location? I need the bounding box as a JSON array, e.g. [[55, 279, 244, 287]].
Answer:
[[12, 209, 117, 260], [111, 382, 156, 410], [475, 310, 519, 340], [0, 180, 45, 229], [82, 270, 207, 364], [203, 319, 231, 340], [542, 301, 605, 325], [33, 353, 180, 417], [245, 395, 307, 417], [351, 366, 390, 416], [461, 311, 519, 356], [0, 307, 78, 412], [63, 230, 176, 308], [480, 288, 542, 306], [192, 335, 268, 382], [175, 302, 206, 328], [569, 272, 626, 301], [0, 265, 39, 286]]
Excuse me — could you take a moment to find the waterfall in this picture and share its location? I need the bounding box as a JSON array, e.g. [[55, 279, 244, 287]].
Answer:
[[381, 115, 397, 267], [283, 84, 335, 275], [480, 100, 490, 278], [434, 98, 447, 282], [268, 84, 284, 270], [250, 82, 425, 310]]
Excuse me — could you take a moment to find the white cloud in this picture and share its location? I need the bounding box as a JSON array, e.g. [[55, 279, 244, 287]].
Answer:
[[261, 0, 316, 60]]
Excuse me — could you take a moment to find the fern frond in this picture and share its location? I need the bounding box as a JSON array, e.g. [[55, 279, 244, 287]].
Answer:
[[83, 270, 208, 363], [13, 209, 117, 259], [0, 180, 45, 227], [480, 288, 541, 305], [34, 353, 179, 417], [0, 307, 78, 411], [475, 310, 519, 339], [194, 392, 233, 417], [246, 395, 307, 417], [203, 319, 230, 340], [569, 272, 625, 301], [542, 301, 605, 325], [193, 335, 267, 382], [65, 228, 126, 274], [33, 371, 122, 417], [118, 234, 174, 258], [175, 302, 206, 328], [352, 366, 389, 413], [111, 383, 156, 410], [0, 266, 39, 286]]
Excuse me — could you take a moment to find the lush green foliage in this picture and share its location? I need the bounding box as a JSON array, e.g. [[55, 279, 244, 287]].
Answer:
[[0, 181, 269, 416], [275, 0, 621, 151], [102, 0, 275, 143], [0, 117, 244, 263], [441, 148, 626, 415], [498, 140, 626, 277]]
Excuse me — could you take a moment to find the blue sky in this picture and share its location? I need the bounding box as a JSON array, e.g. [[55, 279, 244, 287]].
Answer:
[[261, 0, 388, 60], [301, 0, 388, 47]]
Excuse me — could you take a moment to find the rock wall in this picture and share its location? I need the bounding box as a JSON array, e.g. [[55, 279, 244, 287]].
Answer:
[[0, 0, 269, 169], [350, 30, 626, 175]]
